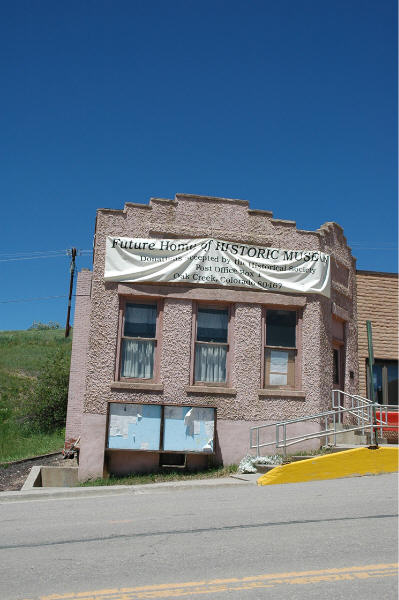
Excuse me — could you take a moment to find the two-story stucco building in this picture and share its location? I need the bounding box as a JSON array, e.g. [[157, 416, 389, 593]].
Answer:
[[65, 194, 369, 481]]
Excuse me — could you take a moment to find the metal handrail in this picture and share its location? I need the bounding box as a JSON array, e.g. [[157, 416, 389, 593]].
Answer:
[[249, 390, 397, 457]]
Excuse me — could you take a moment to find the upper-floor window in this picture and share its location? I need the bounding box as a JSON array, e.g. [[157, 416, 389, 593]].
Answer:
[[120, 302, 158, 380], [264, 309, 296, 388], [194, 306, 229, 384]]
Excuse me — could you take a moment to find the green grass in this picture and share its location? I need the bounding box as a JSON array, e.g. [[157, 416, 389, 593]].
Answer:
[[0, 329, 71, 376], [0, 329, 71, 462], [80, 465, 238, 486], [0, 422, 65, 463], [287, 446, 335, 457]]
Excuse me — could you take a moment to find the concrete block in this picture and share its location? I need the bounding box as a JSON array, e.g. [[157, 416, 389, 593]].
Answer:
[[253, 464, 276, 473], [40, 467, 79, 487], [21, 466, 42, 490]]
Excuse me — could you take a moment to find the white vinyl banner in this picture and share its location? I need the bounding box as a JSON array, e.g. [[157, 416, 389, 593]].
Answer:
[[104, 237, 331, 297]]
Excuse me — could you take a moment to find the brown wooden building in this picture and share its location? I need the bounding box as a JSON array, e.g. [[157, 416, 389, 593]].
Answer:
[[356, 270, 398, 406]]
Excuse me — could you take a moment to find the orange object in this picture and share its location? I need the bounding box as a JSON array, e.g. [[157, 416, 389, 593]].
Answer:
[[376, 410, 399, 432]]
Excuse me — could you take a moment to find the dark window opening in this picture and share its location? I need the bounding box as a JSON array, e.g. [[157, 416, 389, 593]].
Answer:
[[333, 349, 340, 385], [160, 453, 186, 468], [368, 359, 398, 406], [266, 310, 296, 347]]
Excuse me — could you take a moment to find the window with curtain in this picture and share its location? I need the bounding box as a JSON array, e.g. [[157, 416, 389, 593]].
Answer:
[[194, 307, 228, 384], [264, 309, 296, 388], [120, 302, 157, 379]]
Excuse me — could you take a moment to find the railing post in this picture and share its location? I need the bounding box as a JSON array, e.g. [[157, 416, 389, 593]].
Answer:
[[283, 423, 287, 459], [257, 428, 259, 457], [334, 411, 337, 446], [355, 396, 358, 427], [324, 416, 328, 446]]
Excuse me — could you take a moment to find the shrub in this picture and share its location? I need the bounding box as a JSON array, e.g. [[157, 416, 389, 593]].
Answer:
[[23, 346, 70, 432], [28, 321, 61, 331]]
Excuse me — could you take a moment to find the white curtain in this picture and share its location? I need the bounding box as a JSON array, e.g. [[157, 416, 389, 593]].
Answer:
[[121, 339, 155, 378], [195, 343, 226, 383]]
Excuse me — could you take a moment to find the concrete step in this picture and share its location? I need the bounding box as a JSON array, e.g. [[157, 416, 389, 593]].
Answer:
[[253, 464, 277, 473], [327, 426, 387, 446]]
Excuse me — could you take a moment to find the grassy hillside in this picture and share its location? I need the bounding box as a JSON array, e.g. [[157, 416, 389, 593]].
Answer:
[[0, 329, 71, 374], [0, 329, 72, 462]]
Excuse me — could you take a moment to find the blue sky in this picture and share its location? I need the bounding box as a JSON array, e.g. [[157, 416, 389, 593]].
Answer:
[[0, 0, 397, 331]]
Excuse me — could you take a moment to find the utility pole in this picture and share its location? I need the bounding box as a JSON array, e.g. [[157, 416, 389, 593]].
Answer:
[[65, 248, 77, 338]]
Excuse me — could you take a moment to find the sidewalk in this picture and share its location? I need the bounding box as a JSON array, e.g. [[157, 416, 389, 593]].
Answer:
[[0, 473, 259, 503]]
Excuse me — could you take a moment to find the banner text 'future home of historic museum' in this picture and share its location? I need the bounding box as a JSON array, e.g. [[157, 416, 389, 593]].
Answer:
[[104, 237, 331, 297]]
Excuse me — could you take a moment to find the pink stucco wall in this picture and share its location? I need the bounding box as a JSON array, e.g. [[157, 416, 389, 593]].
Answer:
[[68, 194, 358, 481], [65, 269, 92, 448]]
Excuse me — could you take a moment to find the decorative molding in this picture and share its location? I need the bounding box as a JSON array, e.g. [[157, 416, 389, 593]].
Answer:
[[185, 385, 237, 395], [258, 389, 306, 399], [110, 382, 164, 392]]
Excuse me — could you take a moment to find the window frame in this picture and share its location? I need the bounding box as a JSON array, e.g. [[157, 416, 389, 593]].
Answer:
[[191, 302, 232, 387], [116, 297, 163, 383], [105, 401, 217, 455], [367, 358, 398, 406], [262, 307, 299, 390], [332, 341, 345, 389]]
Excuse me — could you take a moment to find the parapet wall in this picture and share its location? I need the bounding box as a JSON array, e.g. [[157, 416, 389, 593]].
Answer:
[[84, 194, 357, 418]]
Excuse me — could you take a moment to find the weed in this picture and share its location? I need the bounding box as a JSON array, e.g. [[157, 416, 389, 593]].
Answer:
[[0, 423, 64, 463], [80, 464, 238, 486]]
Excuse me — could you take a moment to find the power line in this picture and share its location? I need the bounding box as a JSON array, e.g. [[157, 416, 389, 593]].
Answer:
[[0, 295, 69, 304], [0, 249, 92, 255], [0, 249, 91, 262], [0, 251, 65, 257], [0, 255, 68, 263], [349, 241, 397, 246], [350, 247, 398, 251]]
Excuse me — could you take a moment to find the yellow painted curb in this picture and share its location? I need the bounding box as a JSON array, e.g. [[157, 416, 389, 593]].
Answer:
[[257, 447, 399, 486]]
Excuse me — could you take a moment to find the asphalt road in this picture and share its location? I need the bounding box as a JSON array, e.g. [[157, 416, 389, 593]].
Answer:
[[0, 473, 397, 600]]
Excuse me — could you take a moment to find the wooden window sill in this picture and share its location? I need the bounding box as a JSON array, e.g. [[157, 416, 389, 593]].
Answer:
[[258, 389, 305, 399], [186, 385, 237, 395], [111, 382, 164, 392]]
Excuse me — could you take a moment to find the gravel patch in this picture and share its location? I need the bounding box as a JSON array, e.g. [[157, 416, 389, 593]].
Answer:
[[0, 454, 77, 491]]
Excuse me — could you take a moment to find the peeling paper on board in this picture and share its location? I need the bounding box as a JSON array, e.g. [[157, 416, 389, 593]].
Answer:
[[166, 406, 183, 419], [193, 420, 200, 435], [110, 426, 121, 437], [202, 439, 213, 452], [184, 408, 193, 426], [204, 421, 214, 438]]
